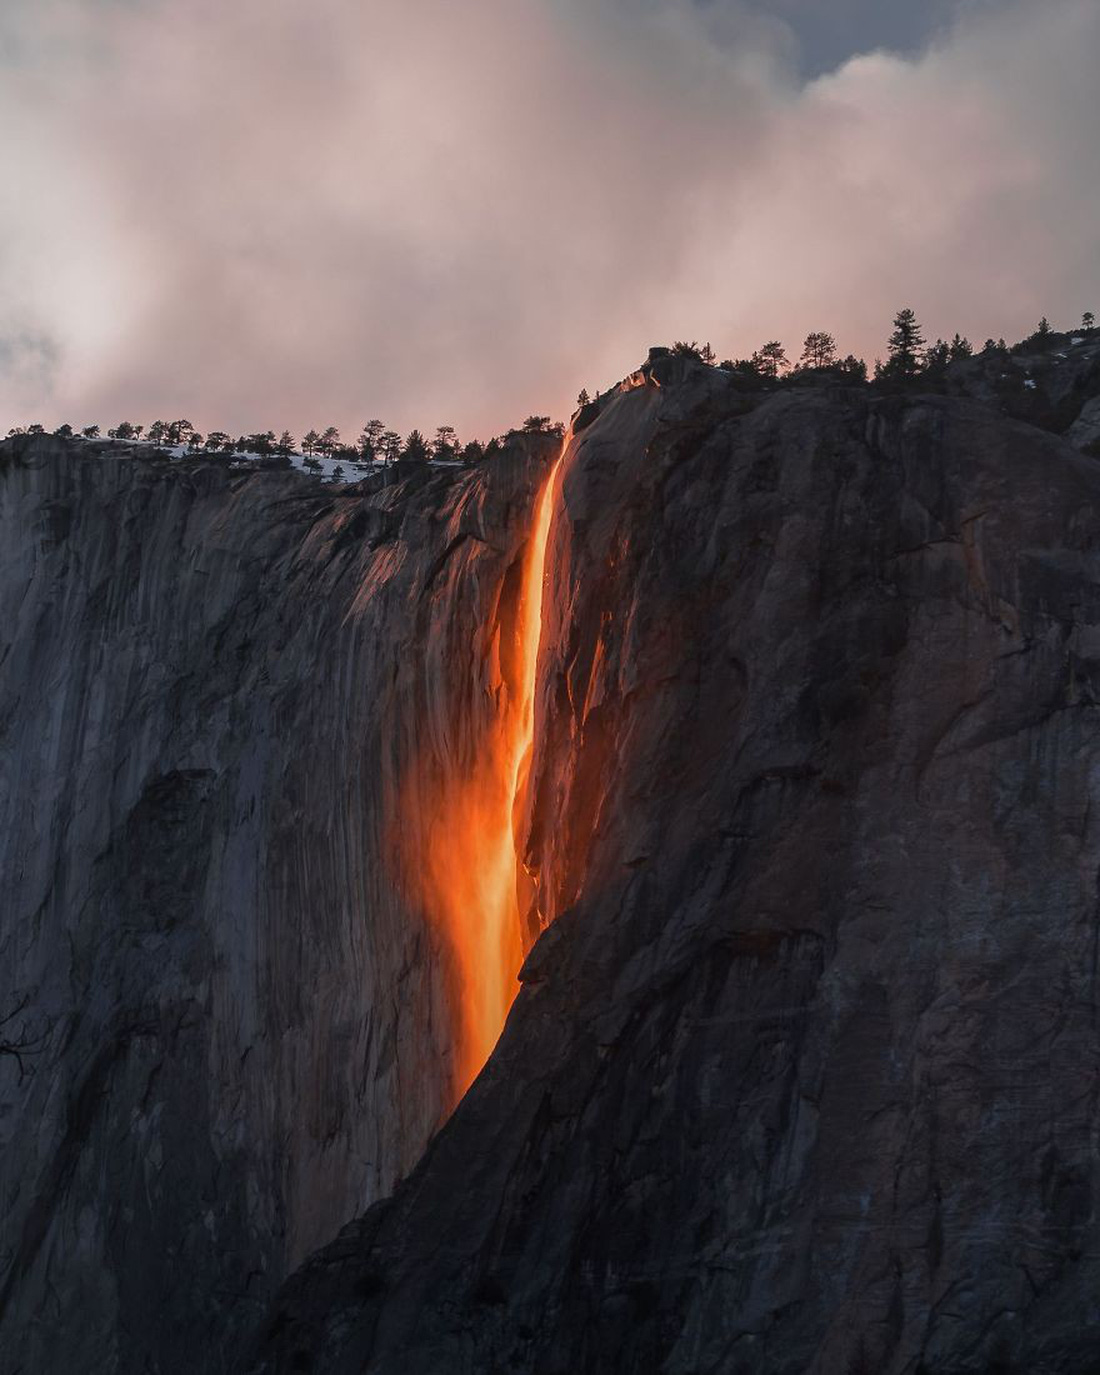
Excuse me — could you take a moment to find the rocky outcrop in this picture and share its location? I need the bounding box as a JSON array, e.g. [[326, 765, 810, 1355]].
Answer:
[[0, 433, 556, 1373], [248, 361, 1100, 1374]]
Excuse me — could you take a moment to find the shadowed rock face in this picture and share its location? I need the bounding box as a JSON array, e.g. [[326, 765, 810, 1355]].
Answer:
[[0, 433, 556, 1373], [247, 365, 1100, 1375]]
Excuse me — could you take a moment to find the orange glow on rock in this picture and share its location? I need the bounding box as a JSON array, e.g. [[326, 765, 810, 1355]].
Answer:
[[411, 453, 563, 1099]]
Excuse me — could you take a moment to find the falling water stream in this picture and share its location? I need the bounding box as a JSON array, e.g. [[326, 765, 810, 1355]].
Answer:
[[411, 448, 565, 1098]]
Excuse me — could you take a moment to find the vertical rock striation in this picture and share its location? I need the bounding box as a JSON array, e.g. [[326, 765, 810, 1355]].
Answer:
[[0, 433, 555, 1373], [249, 357, 1100, 1374]]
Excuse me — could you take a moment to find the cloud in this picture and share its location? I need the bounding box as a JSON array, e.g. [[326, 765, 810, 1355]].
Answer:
[[0, 0, 1097, 441]]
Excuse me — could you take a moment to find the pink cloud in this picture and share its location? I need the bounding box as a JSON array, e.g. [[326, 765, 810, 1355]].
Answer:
[[0, 0, 1097, 442]]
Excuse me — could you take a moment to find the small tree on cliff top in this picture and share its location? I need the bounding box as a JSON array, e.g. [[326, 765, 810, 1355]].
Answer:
[[800, 332, 837, 370], [753, 341, 789, 378], [404, 429, 430, 462], [883, 308, 925, 379]]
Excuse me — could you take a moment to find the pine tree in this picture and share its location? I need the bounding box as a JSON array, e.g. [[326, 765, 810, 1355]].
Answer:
[[432, 425, 458, 460], [381, 430, 402, 464], [800, 332, 837, 370], [82, 424, 101, 439], [166, 419, 193, 446], [523, 415, 552, 433], [1082, 311, 1096, 333], [753, 341, 788, 379], [837, 355, 868, 383], [576, 388, 590, 408], [319, 426, 340, 456], [358, 418, 385, 459], [884, 308, 925, 379], [924, 339, 950, 380], [302, 429, 320, 456], [949, 333, 973, 362], [404, 429, 430, 462], [277, 430, 295, 456], [700, 342, 716, 365]]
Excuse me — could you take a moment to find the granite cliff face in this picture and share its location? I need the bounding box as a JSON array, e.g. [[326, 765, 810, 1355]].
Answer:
[[250, 355, 1100, 1375], [4, 344, 1100, 1375], [0, 432, 556, 1372]]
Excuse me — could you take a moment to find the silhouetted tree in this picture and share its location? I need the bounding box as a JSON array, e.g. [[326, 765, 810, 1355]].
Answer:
[[924, 338, 950, 380], [800, 332, 837, 370], [205, 431, 230, 451], [753, 341, 788, 378], [302, 429, 320, 456], [277, 430, 295, 456], [671, 340, 703, 360], [132, 424, 144, 440], [576, 388, 590, 407], [461, 440, 485, 463], [1036, 316, 1053, 340], [700, 342, 716, 365], [245, 431, 276, 456], [433, 425, 459, 460], [837, 355, 868, 383], [319, 426, 340, 456], [27, 423, 45, 435], [404, 429, 430, 462], [146, 421, 167, 445], [522, 415, 553, 433], [188, 432, 204, 451], [6, 427, 26, 437], [166, 419, 194, 446], [82, 424, 101, 439], [881, 307, 925, 380], [53, 423, 74, 439], [358, 419, 385, 460], [949, 333, 973, 361], [381, 429, 402, 464], [483, 437, 502, 460], [1082, 311, 1095, 333]]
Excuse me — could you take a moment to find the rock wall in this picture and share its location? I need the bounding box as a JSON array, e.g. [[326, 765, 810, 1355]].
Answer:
[[0, 434, 554, 1373], [249, 360, 1100, 1374]]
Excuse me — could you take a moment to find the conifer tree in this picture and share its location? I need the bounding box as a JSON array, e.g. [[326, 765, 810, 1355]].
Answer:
[[753, 341, 788, 378], [800, 332, 837, 370], [949, 333, 973, 362], [404, 429, 430, 462], [884, 308, 925, 379]]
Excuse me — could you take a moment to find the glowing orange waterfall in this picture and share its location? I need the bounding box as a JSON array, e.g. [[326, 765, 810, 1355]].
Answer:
[[413, 453, 563, 1099]]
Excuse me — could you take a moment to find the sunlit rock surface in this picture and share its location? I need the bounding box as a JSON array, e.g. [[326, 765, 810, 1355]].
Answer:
[[0, 433, 554, 1373], [249, 358, 1100, 1375]]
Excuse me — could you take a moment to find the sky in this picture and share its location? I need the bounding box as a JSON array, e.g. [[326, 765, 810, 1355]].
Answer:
[[0, 0, 1097, 444]]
